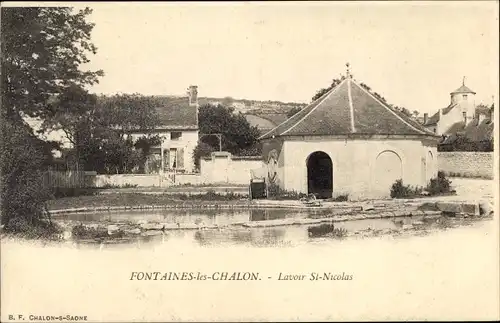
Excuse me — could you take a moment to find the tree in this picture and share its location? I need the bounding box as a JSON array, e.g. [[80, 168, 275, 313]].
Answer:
[[192, 142, 216, 169], [221, 96, 235, 107], [193, 103, 261, 168], [51, 92, 161, 173], [2, 7, 103, 123], [287, 106, 302, 118], [311, 77, 345, 102], [1, 7, 102, 232], [0, 118, 57, 232]]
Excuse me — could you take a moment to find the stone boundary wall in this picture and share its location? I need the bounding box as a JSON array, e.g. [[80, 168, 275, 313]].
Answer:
[[85, 152, 263, 187], [200, 152, 264, 185], [438, 152, 494, 179], [94, 174, 162, 187]]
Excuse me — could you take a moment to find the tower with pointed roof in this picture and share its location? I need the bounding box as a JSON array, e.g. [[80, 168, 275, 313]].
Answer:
[[424, 78, 477, 135], [259, 64, 440, 200]]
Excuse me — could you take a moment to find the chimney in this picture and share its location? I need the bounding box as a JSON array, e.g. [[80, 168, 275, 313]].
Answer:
[[187, 85, 198, 106], [423, 113, 428, 124]]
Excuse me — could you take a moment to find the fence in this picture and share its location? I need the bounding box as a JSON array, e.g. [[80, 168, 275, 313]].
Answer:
[[43, 170, 97, 188]]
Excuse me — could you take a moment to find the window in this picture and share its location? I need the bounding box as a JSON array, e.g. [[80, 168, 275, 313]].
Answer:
[[170, 131, 182, 140], [463, 94, 468, 100]]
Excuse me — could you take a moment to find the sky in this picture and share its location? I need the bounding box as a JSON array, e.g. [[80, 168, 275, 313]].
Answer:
[[9, 2, 500, 114]]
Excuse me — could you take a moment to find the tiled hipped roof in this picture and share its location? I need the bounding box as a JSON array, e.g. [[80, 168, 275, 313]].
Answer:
[[451, 85, 476, 94], [440, 110, 494, 145], [259, 77, 435, 139]]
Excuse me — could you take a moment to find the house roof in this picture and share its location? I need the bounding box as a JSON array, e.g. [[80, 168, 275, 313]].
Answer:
[[150, 96, 198, 130], [259, 77, 436, 139], [451, 84, 476, 95], [423, 102, 459, 127], [441, 116, 494, 144], [425, 111, 440, 126]]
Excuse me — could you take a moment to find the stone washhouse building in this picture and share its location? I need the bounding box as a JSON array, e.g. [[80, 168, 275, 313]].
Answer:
[[258, 65, 441, 200]]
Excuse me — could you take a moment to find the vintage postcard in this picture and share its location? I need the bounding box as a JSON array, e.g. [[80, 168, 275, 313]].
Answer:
[[1, 1, 499, 322]]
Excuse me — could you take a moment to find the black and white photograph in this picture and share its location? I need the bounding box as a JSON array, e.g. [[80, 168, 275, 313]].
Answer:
[[1, 1, 498, 322]]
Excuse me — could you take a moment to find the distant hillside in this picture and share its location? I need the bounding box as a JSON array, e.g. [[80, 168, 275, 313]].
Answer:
[[148, 95, 307, 124], [197, 96, 307, 114]]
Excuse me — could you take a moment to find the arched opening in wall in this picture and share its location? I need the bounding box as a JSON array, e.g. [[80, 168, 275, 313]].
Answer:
[[426, 151, 434, 181], [374, 150, 402, 197], [306, 151, 333, 199]]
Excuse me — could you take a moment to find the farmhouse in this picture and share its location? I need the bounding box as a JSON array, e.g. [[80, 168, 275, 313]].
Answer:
[[128, 85, 200, 174], [422, 80, 494, 151], [423, 79, 478, 135], [259, 65, 441, 200]]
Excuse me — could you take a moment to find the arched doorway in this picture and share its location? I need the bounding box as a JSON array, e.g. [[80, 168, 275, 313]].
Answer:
[[307, 151, 333, 199], [374, 150, 402, 197]]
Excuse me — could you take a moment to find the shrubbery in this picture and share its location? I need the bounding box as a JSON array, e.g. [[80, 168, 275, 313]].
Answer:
[[308, 223, 348, 238], [330, 194, 349, 202], [1, 119, 56, 235], [266, 182, 307, 200], [172, 190, 244, 201], [390, 171, 454, 199], [426, 172, 452, 195], [72, 223, 109, 239]]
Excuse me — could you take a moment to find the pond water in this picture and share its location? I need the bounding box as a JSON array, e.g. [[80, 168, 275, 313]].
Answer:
[[53, 208, 488, 249]]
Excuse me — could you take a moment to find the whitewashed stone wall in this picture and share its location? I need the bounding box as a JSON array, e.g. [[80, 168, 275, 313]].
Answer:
[[200, 152, 264, 185], [94, 174, 162, 187], [438, 152, 494, 179]]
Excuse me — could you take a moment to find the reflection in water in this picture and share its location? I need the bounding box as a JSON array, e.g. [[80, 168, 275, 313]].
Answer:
[[60, 208, 310, 226], [55, 208, 488, 249]]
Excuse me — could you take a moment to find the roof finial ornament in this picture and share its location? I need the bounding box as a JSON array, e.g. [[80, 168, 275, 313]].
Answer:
[[346, 62, 351, 79], [463, 76, 466, 86]]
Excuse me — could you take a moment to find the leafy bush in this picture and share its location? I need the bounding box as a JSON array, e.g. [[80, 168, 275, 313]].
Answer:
[[72, 223, 109, 239], [331, 194, 349, 202], [121, 183, 138, 188], [390, 179, 416, 198], [4, 216, 63, 240], [308, 223, 348, 239], [390, 172, 453, 199], [427, 171, 452, 195], [331, 227, 348, 239], [1, 119, 55, 232], [192, 141, 216, 170], [308, 223, 335, 237], [267, 182, 307, 200], [171, 190, 244, 201]]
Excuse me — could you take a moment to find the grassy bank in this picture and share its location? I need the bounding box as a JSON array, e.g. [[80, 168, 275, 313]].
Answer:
[[47, 192, 248, 211]]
